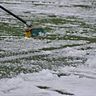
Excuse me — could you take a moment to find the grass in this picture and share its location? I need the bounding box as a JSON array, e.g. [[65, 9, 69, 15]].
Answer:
[[0, 22, 23, 36]]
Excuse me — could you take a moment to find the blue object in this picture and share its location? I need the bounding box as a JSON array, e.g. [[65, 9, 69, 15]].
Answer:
[[32, 28, 45, 37]]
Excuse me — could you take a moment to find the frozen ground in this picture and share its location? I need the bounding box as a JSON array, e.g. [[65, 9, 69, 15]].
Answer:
[[0, 0, 96, 96]]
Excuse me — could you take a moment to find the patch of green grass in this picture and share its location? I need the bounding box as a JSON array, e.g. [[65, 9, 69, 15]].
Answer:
[[33, 16, 93, 30], [0, 22, 23, 36], [0, 64, 40, 78], [0, 16, 93, 37], [40, 43, 83, 51]]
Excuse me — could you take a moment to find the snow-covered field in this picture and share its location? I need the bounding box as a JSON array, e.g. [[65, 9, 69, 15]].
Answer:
[[0, 0, 96, 96], [0, 68, 96, 96]]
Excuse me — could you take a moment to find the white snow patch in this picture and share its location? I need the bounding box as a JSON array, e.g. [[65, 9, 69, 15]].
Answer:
[[0, 69, 96, 96]]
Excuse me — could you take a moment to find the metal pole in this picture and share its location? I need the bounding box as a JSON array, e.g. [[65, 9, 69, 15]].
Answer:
[[0, 5, 28, 26]]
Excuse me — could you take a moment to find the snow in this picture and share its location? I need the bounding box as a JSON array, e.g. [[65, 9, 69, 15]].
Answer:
[[0, 0, 96, 96], [0, 69, 96, 96]]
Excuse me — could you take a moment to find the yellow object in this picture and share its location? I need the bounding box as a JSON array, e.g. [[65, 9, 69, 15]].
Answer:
[[24, 27, 32, 38], [24, 31, 31, 38]]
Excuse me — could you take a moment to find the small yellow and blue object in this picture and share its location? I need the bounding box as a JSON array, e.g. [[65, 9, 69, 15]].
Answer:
[[24, 27, 45, 38]]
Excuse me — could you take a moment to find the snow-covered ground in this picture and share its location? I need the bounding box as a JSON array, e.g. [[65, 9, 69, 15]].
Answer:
[[0, 68, 96, 96], [0, 0, 96, 96], [0, 40, 96, 96]]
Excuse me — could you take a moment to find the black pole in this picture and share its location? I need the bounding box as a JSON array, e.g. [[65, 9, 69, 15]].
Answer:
[[0, 5, 28, 26]]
